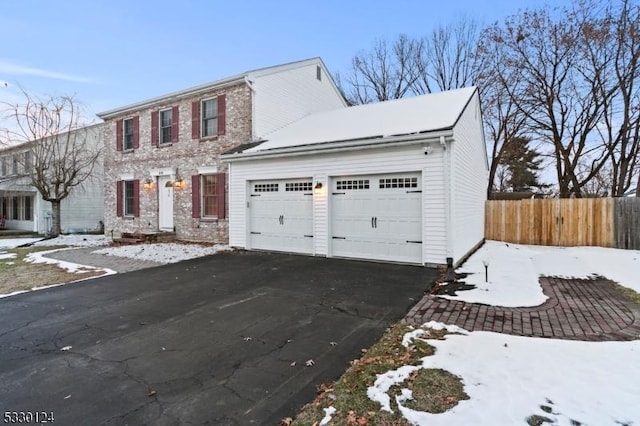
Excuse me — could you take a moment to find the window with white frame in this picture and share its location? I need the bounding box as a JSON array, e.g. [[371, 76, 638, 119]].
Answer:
[[201, 98, 218, 138], [12, 155, 18, 175], [160, 109, 173, 144], [123, 180, 135, 216], [123, 118, 134, 150], [201, 174, 218, 217], [0, 157, 5, 176], [23, 152, 31, 173]]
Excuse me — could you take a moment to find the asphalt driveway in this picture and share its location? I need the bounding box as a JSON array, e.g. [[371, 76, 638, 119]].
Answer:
[[0, 251, 435, 425]]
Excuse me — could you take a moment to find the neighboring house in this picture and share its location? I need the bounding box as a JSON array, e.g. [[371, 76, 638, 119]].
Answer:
[[222, 87, 488, 267], [97, 58, 346, 242], [0, 124, 104, 234]]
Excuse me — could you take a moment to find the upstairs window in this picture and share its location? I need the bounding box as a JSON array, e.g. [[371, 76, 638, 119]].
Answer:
[[160, 109, 173, 144], [123, 118, 134, 150], [116, 116, 139, 151], [201, 98, 218, 138], [192, 95, 225, 139], [12, 155, 18, 175]]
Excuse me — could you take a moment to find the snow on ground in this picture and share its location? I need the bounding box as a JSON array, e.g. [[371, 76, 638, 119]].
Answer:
[[0, 238, 43, 249], [92, 243, 230, 264], [369, 322, 640, 426], [439, 240, 640, 307], [24, 248, 114, 275], [34, 234, 111, 247]]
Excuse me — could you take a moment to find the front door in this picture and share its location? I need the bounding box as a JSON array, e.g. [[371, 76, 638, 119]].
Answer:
[[158, 176, 174, 231]]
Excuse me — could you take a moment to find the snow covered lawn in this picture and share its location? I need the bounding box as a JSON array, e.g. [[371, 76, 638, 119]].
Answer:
[[0, 235, 230, 298], [295, 241, 640, 425], [387, 322, 640, 426], [439, 240, 640, 307]]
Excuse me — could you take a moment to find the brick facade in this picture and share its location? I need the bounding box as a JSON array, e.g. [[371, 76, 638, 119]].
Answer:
[[103, 83, 251, 243]]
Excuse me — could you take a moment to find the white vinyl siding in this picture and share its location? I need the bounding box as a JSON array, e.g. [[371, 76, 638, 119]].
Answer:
[[450, 93, 488, 262], [228, 143, 447, 265], [250, 61, 346, 138]]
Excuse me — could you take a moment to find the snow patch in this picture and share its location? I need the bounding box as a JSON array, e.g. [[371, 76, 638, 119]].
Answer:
[[319, 406, 336, 426], [439, 241, 640, 307], [92, 243, 230, 264], [369, 324, 640, 425]]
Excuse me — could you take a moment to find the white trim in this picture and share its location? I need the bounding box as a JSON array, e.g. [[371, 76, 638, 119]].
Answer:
[[119, 173, 134, 180], [198, 165, 218, 174], [149, 168, 174, 177], [222, 132, 454, 162]]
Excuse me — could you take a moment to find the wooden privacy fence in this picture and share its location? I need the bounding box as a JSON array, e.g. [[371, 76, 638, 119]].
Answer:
[[485, 198, 640, 249]]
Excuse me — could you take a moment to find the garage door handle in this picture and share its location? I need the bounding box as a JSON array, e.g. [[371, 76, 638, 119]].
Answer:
[[332, 192, 346, 195], [371, 217, 374, 228], [304, 234, 314, 238], [251, 232, 261, 235], [406, 190, 422, 193], [374, 217, 377, 228], [406, 240, 422, 244], [250, 194, 261, 197], [332, 236, 346, 239]]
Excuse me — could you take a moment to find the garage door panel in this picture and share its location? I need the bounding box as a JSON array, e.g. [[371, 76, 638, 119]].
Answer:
[[331, 173, 422, 264], [249, 179, 313, 254]]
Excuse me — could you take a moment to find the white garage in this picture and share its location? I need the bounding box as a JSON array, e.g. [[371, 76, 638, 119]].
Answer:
[[223, 87, 488, 267]]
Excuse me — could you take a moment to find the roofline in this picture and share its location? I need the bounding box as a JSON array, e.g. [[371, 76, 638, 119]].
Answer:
[[0, 122, 103, 153], [97, 77, 246, 119], [97, 57, 334, 119], [222, 130, 454, 162]]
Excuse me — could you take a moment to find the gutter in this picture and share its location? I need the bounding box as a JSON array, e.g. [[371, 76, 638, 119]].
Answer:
[[222, 130, 454, 162], [97, 76, 246, 120]]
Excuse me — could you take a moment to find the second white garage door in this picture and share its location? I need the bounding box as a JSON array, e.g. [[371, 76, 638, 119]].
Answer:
[[330, 173, 422, 264], [249, 179, 314, 254]]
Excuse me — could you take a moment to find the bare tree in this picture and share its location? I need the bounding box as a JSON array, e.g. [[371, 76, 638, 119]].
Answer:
[[1, 91, 101, 235], [342, 34, 422, 104], [480, 1, 640, 198], [586, 0, 640, 196], [414, 16, 482, 94]]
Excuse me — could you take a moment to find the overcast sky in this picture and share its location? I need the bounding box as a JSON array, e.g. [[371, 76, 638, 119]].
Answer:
[[0, 0, 570, 120]]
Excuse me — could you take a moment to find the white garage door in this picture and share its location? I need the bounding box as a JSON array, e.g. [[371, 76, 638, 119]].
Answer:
[[331, 173, 422, 264], [249, 179, 314, 254]]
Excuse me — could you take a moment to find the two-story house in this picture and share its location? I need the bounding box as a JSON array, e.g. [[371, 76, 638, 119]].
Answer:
[[97, 58, 346, 242], [0, 124, 104, 234]]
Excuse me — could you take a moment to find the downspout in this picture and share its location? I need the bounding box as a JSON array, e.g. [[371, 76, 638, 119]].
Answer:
[[441, 135, 455, 281], [244, 76, 257, 141]]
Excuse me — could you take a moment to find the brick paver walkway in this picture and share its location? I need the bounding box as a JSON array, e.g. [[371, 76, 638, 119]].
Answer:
[[45, 247, 163, 274], [405, 277, 640, 341]]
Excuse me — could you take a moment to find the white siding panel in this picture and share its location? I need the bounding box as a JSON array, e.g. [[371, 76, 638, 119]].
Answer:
[[228, 144, 448, 265], [451, 93, 488, 263], [422, 147, 447, 265], [312, 174, 328, 255], [251, 62, 346, 138]]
